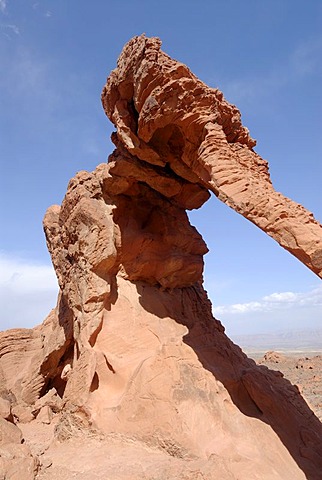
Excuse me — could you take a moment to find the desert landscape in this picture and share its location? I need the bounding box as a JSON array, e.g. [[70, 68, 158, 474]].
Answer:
[[0, 35, 321, 480], [257, 351, 322, 423], [235, 330, 322, 423]]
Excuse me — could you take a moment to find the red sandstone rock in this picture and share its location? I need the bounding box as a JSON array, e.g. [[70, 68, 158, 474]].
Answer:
[[0, 417, 22, 445], [0, 35, 321, 479], [0, 443, 38, 480], [102, 35, 322, 279], [259, 350, 287, 364]]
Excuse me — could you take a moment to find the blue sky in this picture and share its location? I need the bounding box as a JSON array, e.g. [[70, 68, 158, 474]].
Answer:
[[0, 0, 321, 336]]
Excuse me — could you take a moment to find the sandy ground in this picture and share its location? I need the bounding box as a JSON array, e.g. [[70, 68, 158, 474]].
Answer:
[[14, 349, 321, 479], [248, 350, 322, 422]]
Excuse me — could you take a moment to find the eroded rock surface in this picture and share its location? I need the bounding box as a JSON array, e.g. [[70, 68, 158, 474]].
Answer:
[[1, 35, 322, 480], [102, 35, 322, 279], [258, 352, 322, 422]]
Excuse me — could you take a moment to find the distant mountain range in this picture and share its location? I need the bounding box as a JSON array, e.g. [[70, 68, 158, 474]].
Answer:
[[231, 329, 322, 353]]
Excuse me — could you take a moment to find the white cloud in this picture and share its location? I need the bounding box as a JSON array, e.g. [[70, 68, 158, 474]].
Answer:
[[0, 0, 6, 13], [219, 301, 262, 315], [262, 291, 297, 303], [31, 3, 52, 18], [0, 253, 58, 293], [1, 23, 19, 34], [220, 36, 322, 105], [0, 252, 58, 331], [291, 37, 322, 77], [222, 70, 287, 105], [213, 284, 322, 337], [11, 49, 49, 91], [213, 284, 322, 316], [0, 44, 62, 117], [0, 23, 19, 39]]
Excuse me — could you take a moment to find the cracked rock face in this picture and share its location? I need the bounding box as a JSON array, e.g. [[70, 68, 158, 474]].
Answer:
[[0, 35, 322, 480]]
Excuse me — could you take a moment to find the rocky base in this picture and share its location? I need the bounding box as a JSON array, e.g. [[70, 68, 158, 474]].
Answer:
[[1, 278, 322, 479]]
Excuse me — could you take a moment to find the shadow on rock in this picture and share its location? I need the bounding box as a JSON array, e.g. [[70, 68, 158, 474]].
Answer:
[[137, 281, 322, 480]]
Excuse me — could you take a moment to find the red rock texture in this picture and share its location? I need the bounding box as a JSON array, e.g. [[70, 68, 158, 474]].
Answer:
[[0, 35, 322, 479], [102, 35, 322, 279], [258, 352, 322, 422]]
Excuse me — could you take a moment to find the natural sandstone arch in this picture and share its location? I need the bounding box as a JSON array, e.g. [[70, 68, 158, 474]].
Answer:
[[102, 34, 322, 279], [0, 35, 321, 480]]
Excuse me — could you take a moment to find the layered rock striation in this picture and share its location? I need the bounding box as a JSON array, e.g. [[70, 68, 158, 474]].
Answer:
[[0, 35, 322, 479]]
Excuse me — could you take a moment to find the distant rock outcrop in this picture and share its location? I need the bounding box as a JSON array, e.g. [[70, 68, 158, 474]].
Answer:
[[0, 35, 322, 479]]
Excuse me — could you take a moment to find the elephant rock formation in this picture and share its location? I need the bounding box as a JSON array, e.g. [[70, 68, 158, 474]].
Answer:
[[0, 35, 322, 480]]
